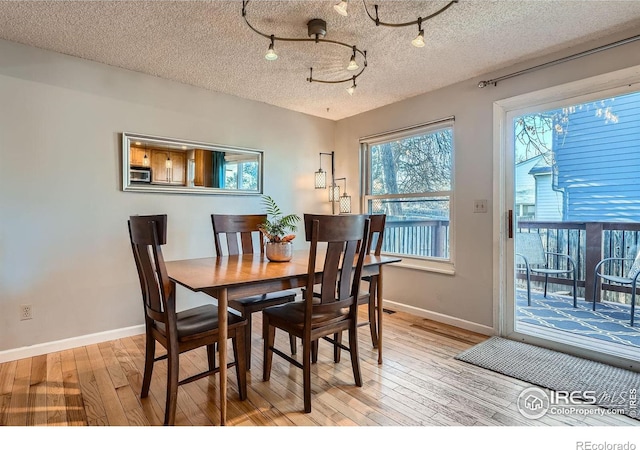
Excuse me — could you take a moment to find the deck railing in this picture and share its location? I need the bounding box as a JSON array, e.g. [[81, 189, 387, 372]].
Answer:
[[377, 218, 639, 304], [382, 218, 450, 258], [517, 221, 640, 304]]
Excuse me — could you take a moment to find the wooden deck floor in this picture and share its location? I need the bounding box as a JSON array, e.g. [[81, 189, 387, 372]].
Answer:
[[1, 306, 638, 427]]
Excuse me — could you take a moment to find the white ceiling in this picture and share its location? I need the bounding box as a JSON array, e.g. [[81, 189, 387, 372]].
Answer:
[[1, 0, 640, 121]]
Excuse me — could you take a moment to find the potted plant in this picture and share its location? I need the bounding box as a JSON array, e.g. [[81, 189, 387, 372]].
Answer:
[[258, 195, 301, 262]]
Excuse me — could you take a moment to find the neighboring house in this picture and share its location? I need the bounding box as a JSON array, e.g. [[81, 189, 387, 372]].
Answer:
[[530, 163, 563, 221], [515, 154, 563, 221], [515, 155, 543, 219], [552, 91, 640, 222]]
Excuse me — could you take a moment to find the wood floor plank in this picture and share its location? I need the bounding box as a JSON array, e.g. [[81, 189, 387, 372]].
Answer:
[[98, 341, 129, 389], [0, 360, 17, 426], [71, 346, 105, 423], [6, 358, 31, 426], [60, 349, 88, 426], [46, 352, 67, 426], [85, 344, 128, 425], [27, 354, 47, 425]]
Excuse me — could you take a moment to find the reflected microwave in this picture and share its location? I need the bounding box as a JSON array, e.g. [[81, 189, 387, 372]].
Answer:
[[130, 166, 152, 183]]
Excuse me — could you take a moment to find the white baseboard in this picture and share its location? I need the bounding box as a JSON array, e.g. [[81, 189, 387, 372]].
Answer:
[[0, 325, 145, 363], [0, 301, 493, 363], [383, 300, 495, 336]]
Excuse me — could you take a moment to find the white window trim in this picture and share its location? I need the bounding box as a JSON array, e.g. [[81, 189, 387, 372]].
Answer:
[[360, 117, 456, 275]]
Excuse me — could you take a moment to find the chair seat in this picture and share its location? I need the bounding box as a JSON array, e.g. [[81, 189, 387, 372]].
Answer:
[[529, 267, 573, 276], [598, 274, 635, 285], [263, 301, 349, 333], [231, 290, 297, 307], [155, 304, 246, 340]]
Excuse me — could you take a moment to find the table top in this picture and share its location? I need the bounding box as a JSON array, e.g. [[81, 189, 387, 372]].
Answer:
[[166, 249, 401, 292]]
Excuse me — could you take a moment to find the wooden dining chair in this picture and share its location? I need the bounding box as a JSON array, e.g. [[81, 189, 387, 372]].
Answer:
[[211, 214, 297, 370], [262, 214, 370, 413], [129, 214, 247, 425], [310, 213, 386, 363]]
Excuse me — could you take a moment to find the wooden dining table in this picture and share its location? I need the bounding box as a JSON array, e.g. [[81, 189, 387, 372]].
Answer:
[[165, 248, 400, 425]]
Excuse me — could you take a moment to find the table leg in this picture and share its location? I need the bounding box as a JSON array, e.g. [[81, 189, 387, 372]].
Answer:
[[218, 288, 228, 425], [377, 266, 383, 365]]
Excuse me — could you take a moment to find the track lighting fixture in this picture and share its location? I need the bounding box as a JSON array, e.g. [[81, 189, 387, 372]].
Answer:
[[361, 0, 458, 47], [265, 35, 278, 60], [242, 0, 367, 92], [334, 0, 348, 17], [346, 77, 356, 96], [242, 0, 458, 92]]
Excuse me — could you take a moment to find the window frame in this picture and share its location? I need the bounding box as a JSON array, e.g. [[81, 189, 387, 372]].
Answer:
[[360, 117, 456, 274]]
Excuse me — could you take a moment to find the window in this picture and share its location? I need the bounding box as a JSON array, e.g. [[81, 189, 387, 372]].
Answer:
[[361, 118, 454, 266]]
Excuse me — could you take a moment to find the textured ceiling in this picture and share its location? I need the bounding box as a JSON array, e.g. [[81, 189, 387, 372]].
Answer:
[[1, 1, 640, 120]]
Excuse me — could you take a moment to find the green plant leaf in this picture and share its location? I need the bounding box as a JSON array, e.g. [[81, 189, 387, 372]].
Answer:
[[260, 195, 301, 242]]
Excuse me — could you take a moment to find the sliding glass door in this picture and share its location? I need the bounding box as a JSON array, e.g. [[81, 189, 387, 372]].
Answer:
[[499, 74, 640, 368]]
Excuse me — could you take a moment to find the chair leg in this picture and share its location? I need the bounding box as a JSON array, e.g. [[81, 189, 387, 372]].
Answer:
[[289, 334, 297, 355], [348, 324, 362, 387], [244, 312, 253, 371], [141, 333, 155, 398], [333, 332, 343, 363], [572, 270, 577, 308], [206, 343, 216, 371], [631, 288, 637, 327], [311, 340, 318, 363], [525, 265, 531, 306], [543, 274, 549, 298], [593, 275, 598, 311], [262, 314, 274, 382], [303, 337, 312, 413], [233, 332, 247, 400], [165, 348, 179, 426], [368, 279, 379, 348]]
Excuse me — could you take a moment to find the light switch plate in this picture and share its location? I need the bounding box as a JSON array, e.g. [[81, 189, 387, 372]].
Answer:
[[474, 199, 488, 213]]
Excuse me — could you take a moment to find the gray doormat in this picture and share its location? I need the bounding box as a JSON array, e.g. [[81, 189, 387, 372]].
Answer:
[[455, 336, 640, 420]]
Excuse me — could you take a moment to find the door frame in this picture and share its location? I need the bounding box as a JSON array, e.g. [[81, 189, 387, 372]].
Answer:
[[492, 64, 640, 370]]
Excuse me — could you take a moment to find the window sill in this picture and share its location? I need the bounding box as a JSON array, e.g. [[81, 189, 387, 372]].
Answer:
[[383, 254, 455, 275]]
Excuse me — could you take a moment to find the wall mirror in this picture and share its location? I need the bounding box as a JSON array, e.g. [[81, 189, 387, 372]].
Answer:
[[122, 132, 263, 195]]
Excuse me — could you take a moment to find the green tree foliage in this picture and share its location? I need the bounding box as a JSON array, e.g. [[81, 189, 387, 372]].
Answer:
[[371, 129, 452, 217]]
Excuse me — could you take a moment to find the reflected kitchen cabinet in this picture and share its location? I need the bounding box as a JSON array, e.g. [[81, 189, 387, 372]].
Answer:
[[129, 146, 149, 167], [194, 149, 213, 187], [151, 150, 186, 185]]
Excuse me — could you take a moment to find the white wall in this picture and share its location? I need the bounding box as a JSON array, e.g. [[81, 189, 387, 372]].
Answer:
[[0, 40, 335, 356], [335, 29, 640, 332]]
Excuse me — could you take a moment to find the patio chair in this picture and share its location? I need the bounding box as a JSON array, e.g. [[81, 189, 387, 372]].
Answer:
[[515, 232, 578, 307], [593, 250, 640, 326]]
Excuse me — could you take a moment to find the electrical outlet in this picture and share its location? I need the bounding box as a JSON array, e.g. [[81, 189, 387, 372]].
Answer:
[[20, 304, 32, 320], [474, 199, 488, 213]]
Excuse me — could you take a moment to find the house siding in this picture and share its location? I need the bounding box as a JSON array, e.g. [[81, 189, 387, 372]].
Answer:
[[535, 173, 563, 221], [552, 91, 640, 222]]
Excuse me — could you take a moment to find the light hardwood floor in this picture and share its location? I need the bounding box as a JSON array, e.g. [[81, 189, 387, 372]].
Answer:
[[1, 306, 637, 426]]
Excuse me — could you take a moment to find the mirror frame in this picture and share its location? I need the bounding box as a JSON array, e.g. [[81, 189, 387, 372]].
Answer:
[[121, 132, 263, 195]]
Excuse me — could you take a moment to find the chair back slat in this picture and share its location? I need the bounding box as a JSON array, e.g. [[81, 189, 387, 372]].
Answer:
[[628, 251, 640, 279], [212, 214, 266, 256], [129, 215, 172, 323], [515, 232, 547, 266], [366, 214, 386, 255], [304, 214, 370, 318]]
